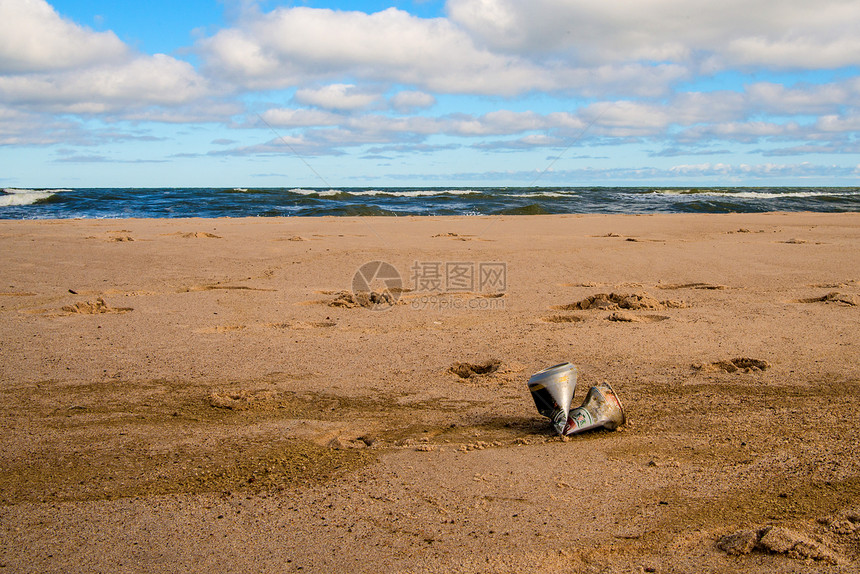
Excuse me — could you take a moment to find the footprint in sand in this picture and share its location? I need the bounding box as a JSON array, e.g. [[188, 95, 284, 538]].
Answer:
[[591, 233, 663, 243], [169, 231, 221, 239], [541, 314, 585, 324], [106, 230, 135, 242], [657, 282, 728, 290], [607, 311, 669, 323], [432, 232, 474, 241], [692, 357, 770, 373], [807, 280, 857, 288], [268, 320, 337, 330], [793, 292, 857, 306], [558, 281, 604, 288], [179, 284, 275, 293], [159, 231, 220, 239], [195, 325, 246, 334], [449, 359, 502, 379]]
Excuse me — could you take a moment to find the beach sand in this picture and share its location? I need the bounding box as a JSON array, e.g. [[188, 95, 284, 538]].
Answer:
[[1, 213, 858, 573]]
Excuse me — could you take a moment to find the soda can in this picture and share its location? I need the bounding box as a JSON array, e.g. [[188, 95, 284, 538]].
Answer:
[[555, 381, 626, 436], [527, 362, 576, 421]]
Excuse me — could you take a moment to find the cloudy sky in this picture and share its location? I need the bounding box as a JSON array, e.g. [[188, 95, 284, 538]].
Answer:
[[1, 0, 858, 188]]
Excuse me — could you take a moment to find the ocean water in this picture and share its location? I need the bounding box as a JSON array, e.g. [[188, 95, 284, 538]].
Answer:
[[1, 187, 858, 219]]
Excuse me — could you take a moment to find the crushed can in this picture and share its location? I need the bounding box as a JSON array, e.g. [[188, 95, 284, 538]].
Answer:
[[527, 362, 576, 421], [553, 381, 626, 436]]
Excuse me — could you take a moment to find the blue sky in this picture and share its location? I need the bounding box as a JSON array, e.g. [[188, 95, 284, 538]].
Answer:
[[1, 0, 858, 187]]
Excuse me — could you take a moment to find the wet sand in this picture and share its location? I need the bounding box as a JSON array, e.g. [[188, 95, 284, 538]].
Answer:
[[1, 213, 859, 573]]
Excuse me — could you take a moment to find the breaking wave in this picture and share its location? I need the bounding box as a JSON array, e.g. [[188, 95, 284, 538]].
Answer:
[[0, 188, 67, 207]]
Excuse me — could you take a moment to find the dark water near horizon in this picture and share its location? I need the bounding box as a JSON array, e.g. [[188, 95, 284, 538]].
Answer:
[[1, 186, 858, 219]]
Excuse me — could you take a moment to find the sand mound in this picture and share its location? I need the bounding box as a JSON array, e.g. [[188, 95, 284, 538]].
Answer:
[[556, 291, 685, 311], [62, 297, 132, 315], [207, 390, 279, 411], [718, 525, 838, 563], [328, 290, 402, 309]]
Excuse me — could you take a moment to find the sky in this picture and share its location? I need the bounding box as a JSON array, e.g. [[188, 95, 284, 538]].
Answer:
[[1, 0, 859, 188]]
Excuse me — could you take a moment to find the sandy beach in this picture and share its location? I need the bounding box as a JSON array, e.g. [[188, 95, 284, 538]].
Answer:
[[1, 212, 858, 573]]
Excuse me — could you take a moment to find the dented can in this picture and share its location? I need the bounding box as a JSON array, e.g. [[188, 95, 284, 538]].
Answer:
[[528, 362, 576, 421], [553, 381, 626, 436]]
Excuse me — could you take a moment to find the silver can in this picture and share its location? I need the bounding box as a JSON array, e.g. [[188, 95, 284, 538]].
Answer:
[[527, 362, 577, 421], [555, 381, 626, 436]]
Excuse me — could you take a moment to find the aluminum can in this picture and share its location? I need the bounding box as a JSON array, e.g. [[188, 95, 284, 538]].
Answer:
[[555, 381, 626, 436], [528, 362, 576, 421]]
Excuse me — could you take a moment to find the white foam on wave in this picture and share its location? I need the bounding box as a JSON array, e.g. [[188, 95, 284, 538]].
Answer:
[[329, 189, 484, 198], [289, 188, 483, 198], [729, 190, 859, 199], [652, 188, 858, 200], [509, 191, 577, 198], [0, 188, 65, 207], [288, 188, 343, 197], [380, 189, 483, 197]]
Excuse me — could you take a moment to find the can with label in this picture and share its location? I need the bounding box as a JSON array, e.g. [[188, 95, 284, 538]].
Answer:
[[555, 381, 626, 436]]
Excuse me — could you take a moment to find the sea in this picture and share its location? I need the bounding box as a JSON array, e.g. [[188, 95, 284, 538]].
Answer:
[[1, 187, 858, 219]]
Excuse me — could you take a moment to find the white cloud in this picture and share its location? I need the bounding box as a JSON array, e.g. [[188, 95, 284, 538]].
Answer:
[[0, 104, 149, 146], [666, 161, 841, 178], [260, 108, 342, 127], [198, 7, 558, 95], [389, 90, 436, 113], [0, 55, 209, 113], [0, 0, 210, 114], [120, 100, 244, 124], [669, 91, 747, 124], [746, 80, 858, 116], [249, 82, 858, 155], [0, 105, 54, 144], [815, 112, 860, 133], [447, 110, 546, 135], [582, 101, 671, 137], [196, 5, 698, 97], [0, 0, 128, 73], [446, 0, 860, 69], [294, 84, 380, 111], [677, 121, 803, 145], [1, 0, 855, 178], [192, 1, 853, 100], [725, 34, 860, 70]]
